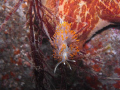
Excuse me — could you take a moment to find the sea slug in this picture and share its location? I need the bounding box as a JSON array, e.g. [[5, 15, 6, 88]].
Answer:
[[50, 19, 79, 73]]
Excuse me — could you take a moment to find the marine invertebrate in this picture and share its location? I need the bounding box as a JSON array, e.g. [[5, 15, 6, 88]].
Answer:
[[50, 19, 79, 73]]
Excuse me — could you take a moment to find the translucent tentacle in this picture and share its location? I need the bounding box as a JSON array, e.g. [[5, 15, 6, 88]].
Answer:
[[67, 60, 76, 62], [66, 61, 72, 70], [54, 61, 63, 73], [54, 60, 76, 73]]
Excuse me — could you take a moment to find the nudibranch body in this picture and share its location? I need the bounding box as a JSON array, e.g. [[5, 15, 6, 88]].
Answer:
[[50, 21, 79, 73]]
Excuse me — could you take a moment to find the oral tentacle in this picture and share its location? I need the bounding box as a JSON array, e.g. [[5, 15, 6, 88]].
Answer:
[[67, 60, 76, 62], [54, 60, 63, 73], [66, 61, 72, 70]]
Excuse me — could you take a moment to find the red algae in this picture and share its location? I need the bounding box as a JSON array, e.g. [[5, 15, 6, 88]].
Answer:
[[114, 68, 120, 75], [2, 74, 9, 80], [113, 81, 120, 89], [14, 49, 20, 55], [10, 72, 16, 77], [17, 58, 22, 65], [92, 64, 101, 72], [86, 76, 102, 89]]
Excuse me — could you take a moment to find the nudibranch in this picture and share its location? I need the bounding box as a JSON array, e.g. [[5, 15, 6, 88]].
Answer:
[[43, 0, 120, 73], [50, 20, 79, 73]]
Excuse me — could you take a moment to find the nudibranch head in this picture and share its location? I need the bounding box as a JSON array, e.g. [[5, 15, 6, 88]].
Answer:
[[50, 21, 79, 73]]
